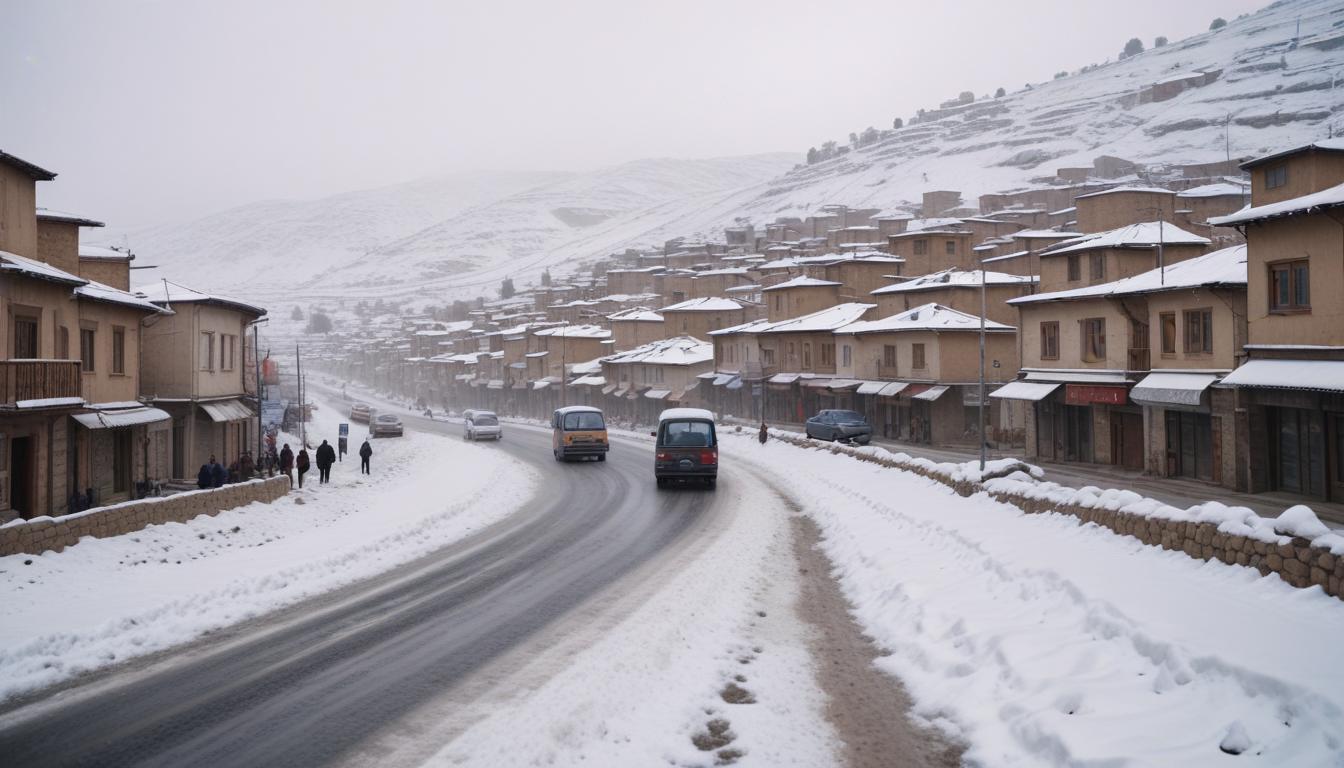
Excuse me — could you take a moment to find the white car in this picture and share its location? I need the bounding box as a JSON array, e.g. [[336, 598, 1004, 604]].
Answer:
[[370, 413, 403, 437], [464, 411, 502, 441]]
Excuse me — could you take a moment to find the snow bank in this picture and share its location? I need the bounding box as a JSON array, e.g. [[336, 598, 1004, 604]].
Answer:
[[726, 433, 1344, 766], [0, 396, 538, 701]]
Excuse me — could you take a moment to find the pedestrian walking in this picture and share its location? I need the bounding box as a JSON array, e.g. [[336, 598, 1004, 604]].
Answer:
[[209, 456, 226, 488], [315, 439, 336, 484], [359, 438, 372, 475], [758, 422, 769, 445], [196, 461, 212, 489], [239, 451, 255, 481], [296, 447, 310, 489], [279, 444, 295, 487]]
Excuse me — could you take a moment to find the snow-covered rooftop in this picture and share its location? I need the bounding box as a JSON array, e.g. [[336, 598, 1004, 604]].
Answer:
[[1209, 181, 1344, 226], [1011, 244, 1246, 305], [980, 250, 1031, 264], [35, 207, 105, 227], [1040, 222, 1209, 257], [837, 302, 1015, 334], [661, 297, 744, 312], [761, 275, 842, 292], [532, 324, 612, 339], [603, 335, 713, 366], [135, 280, 267, 316], [1176, 182, 1248, 199], [1241, 137, 1344, 168], [1073, 186, 1176, 200], [870, 268, 1036, 295], [1, 248, 87, 285], [758, 302, 875, 334], [78, 244, 133, 261], [904, 217, 964, 232], [607, 307, 664, 322], [1012, 229, 1081, 240]]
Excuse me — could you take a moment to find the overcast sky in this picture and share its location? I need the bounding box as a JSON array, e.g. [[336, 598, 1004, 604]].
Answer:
[[4, 0, 1267, 230]]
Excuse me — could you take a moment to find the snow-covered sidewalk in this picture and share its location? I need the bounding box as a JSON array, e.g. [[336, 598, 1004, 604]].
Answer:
[[725, 432, 1344, 766], [0, 397, 538, 701]]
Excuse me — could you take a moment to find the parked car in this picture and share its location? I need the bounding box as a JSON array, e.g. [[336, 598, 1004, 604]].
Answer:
[[349, 403, 372, 423], [653, 408, 717, 488], [552, 406, 608, 461], [464, 410, 502, 441], [370, 413, 403, 437], [805, 409, 872, 444]]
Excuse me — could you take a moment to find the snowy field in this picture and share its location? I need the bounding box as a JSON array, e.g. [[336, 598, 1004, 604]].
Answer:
[[0, 397, 537, 701], [724, 432, 1344, 767]]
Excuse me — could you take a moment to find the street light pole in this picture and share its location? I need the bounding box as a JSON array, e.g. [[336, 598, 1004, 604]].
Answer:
[[978, 268, 987, 472]]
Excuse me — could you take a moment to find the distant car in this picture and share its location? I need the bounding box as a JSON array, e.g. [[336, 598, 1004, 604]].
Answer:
[[349, 403, 372, 423], [370, 413, 403, 437], [653, 408, 717, 488], [805, 409, 872, 444], [464, 410, 502, 441]]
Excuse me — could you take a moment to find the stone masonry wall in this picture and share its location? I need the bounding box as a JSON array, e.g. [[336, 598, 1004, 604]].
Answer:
[[766, 430, 1344, 602], [0, 476, 291, 557]]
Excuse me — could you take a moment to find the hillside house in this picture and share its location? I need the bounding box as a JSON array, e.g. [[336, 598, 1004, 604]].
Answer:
[[870, 269, 1037, 325], [1073, 187, 1177, 233], [888, 228, 977, 275], [601, 336, 713, 422], [607, 307, 666, 351], [660, 297, 750, 340], [1212, 138, 1344, 503], [761, 276, 842, 321], [1037, 222, 1210, 293]]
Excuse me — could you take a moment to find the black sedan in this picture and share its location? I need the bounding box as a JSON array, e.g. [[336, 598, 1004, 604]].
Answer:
[[804, 410, 873, 444]]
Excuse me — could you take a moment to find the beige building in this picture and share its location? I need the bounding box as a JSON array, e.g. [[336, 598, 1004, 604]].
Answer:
[[1212, 138, 1344, 502], [1174, 182, 1248, 248], [660, 297, 749, 340], [600, 335, 714, 421], [606, 307, 666, 351], [1073, 186, 1177, 233], [888, 229, 978, 276], [761, 276, 842, 321], [136, 281, 266, 482], [2, 152, 172, 520], [1037, 222, 1210, 293], [835, 303, 1020, 446], [532, 324, 613, 382], [1004, 246, 1248, 478]]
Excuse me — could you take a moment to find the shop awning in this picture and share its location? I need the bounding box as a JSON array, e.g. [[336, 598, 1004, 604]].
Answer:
[[454, 373, 474, 381], [487, 379, 506, 390], [697, 371, 719, 381], [511, 380, 529, 389], [644, 389, 671, 400], [912, 384, 950, 401], [877, 382, 909, 397], [533, 380, 552, 390], [1130, 372, 1218, 407], [614, 384, 631, 396], [713, 373, 737, 386], [1024, 370, 1128, 385], [768, 373, 800, 385], [989, 380, 1061, 401], [73, 406, 171, 430], [856, 381, 887, 395], [573, 375, 606, 387], [602, 383, 619, 395], [803, 378, 834, 389], [199, 399, 253, 422], [1219, 359, 1344, 393], [828, 379, 862, 391], [725, 377, 744, 390]]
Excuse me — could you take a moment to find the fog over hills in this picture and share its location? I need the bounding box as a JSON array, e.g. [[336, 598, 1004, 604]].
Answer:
[[126, 0, 1344, 306]]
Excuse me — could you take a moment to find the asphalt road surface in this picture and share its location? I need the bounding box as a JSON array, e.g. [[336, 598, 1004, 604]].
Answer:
[[0, 415, 721, 767]]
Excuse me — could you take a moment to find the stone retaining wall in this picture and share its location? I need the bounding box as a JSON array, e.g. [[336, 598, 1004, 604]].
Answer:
[[767, 431, 1344, 602], [0, 476, 291, 557]]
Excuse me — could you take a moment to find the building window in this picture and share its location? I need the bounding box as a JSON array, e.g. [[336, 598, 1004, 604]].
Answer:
[[80, 328, 96, 372], [1089, 253, 1105, 281], [112, 327, 126, 374], [1040, 321, 1059, 360], [1067, 254, 1081, 281], [913, 239, 928, 256], [13, 316, 38, 359], [1160, 312, 1176, 354], [945, 240, 956, 256], [220, 334, 236, 371], [1183, 309, 1213, 354], [762, 348, 775, 366], [821, 343, 834, 367], [1269, 260, 1310, 312], [57, 326, 69, 360], [842, 344, 851, 368], [1265, 164, 1287, 190], [1081, 318, 1106, 362], [882, 344, 897, 368], [200, 332, 215, 371], [802, 343, 812, 369], [911, 343, 926, 370], [774, 295, 782, 312]]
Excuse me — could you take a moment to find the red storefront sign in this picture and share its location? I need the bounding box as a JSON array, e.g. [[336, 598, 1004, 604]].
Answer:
[[1064, 384, 1128, 406]]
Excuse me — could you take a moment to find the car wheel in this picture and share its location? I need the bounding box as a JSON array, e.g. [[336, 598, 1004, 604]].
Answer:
[[706, 477, 716, 488], [597, 453, 605, 462], [656, 477, 666, 489]]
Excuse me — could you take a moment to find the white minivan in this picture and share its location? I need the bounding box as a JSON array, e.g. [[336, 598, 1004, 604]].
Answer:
[[464, 410, 502, 441]]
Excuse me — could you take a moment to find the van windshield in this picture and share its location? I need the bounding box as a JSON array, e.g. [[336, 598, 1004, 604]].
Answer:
[[660, 420, 714, 447], [474, 415, 498, 426], [563, 412, 605, 430]]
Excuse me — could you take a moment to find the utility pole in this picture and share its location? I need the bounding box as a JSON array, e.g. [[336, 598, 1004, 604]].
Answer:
[[254, 323, 263, 463], [295, 344, 305, 448], [978, 268, 987, 473]]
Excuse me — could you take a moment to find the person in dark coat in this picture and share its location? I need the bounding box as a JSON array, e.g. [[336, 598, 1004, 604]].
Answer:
[[758, 422, 769, 444], [315, 440, 336, 484], [279, 444, 294, 487], [296, 448, 311, 489], [210, 456, 226, 488], [358, 439, 372, 475], [239, 451, 255, 481], [196, 462, 212, 489]]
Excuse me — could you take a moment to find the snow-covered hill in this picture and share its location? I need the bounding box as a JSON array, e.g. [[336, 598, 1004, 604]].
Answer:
[[126, 170, 569, 291], [131, 0, 1343, 308]]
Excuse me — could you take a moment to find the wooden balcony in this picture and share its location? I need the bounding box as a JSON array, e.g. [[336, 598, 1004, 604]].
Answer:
[[1, 359, 82, 406], [1127, 348, 1151, 372]]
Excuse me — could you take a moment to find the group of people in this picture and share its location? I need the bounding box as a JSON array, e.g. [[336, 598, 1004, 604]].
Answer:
[[272, 437, 374, 488], [195, 451, 259, 489]]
